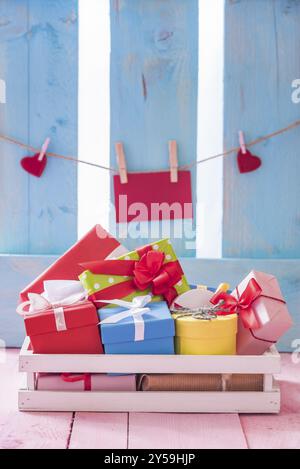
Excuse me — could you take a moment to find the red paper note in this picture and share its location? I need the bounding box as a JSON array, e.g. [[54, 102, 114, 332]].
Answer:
[[114, 171, 193, 223]]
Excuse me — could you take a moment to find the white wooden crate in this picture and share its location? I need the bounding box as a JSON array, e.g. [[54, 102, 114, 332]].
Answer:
[[19, 337, 281, 413]]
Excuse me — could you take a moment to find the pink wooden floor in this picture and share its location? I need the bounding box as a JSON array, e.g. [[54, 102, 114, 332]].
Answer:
[[0, 350, 299, 449]]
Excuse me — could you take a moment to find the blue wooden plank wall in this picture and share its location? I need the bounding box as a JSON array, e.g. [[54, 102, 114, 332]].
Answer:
[[223, 0, 300, 259], [109, 0, 198, 256], [0, 0, 78, 255], [1, 0, 299, 352]]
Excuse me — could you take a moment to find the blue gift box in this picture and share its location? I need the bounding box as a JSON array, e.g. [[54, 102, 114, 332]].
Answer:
[[98, 301, 175, 355]]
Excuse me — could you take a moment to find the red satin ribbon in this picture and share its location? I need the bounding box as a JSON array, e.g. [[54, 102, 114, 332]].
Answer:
[[210, 277, 286, 343], [210, 278, 262, 329], [61, 373, 91, 391], [80, 247, 183, 306]]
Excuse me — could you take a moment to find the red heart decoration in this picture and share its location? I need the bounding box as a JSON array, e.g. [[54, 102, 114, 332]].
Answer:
[[237, 149, 262, 174], [21, 153, 47, 178]]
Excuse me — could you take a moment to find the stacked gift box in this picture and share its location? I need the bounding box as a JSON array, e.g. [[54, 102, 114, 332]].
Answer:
[[17, 225, 293, 392]]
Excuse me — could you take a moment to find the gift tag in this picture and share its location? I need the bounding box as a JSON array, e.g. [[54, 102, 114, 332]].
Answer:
[[114, 171, 193, 222], [237, 148, 262, 174], [172, 288, 214, 309]]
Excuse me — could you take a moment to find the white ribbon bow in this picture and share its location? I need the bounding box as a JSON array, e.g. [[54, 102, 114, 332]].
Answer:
[[16, 280, 87, 332], [99, 295, 153, 342]]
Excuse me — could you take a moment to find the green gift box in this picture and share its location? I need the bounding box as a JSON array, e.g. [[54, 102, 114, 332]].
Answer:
[[79, 239, 190, 306]]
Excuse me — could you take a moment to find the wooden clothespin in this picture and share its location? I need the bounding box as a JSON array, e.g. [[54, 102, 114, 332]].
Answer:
[[238, 131, 247, 155], [115, 142, 128, 184], [38, 137, 51, 162], [169, 140, 178, 183]]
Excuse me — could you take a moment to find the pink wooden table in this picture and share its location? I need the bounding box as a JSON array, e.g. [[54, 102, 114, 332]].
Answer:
[[0, 350, 299, 449]]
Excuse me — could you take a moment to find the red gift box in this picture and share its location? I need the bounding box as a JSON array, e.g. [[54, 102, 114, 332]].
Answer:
[[20, 225, 127, 302], [24, 301, 103, 354]]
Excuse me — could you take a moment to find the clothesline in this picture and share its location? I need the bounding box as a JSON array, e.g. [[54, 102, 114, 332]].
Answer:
[[1, 119, 299, 173]]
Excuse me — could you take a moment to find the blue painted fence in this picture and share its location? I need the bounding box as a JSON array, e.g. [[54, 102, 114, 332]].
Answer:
[[0, 0, 78, 255], [110, 0, 198, 256], [0, 0, 299, 350], [223, 0, 300, 259]]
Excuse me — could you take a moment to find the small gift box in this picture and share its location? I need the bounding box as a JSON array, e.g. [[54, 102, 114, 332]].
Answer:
[[173, 314, 238, 355], [172, 288, 238, 355], [79, 238, 190, 307], [37, 373, 136, 391], [20, 224, 127, 302], [211, 270, 293, 355], [98, 296, 175, 354], [17, 280, 103, 354]]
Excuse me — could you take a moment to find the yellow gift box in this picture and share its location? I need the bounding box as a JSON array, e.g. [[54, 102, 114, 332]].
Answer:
[[173, 313, 238, 355]]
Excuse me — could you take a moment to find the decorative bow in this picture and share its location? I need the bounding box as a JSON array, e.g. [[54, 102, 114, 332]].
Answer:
[[133, 251, 182, 300], [99, 295, 153, 341], [16, 280, 87, 317], [210, 278, 262, 329], [80, 246, 183, 306]]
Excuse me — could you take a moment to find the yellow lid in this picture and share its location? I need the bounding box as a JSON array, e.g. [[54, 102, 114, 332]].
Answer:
[[172, 313, 238, 340]]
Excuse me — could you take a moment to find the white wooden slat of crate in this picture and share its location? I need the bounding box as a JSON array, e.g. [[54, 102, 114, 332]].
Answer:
[[19, 338, 281, 375], [18, 386, 280, 414]]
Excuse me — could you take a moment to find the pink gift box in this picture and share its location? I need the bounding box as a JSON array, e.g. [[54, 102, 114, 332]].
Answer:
[[233, 271, 293, 355], [37, 373, 137, 391]]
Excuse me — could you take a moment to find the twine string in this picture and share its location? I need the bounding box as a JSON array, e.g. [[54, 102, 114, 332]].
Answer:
[[170, 301, 231, 320], [1, 119, 299, 173]]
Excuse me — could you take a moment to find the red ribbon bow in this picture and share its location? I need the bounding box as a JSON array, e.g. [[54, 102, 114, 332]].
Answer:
[[210, 278, 262, 330], [80, 245, 183, 306], [133, 250, 182, 299]]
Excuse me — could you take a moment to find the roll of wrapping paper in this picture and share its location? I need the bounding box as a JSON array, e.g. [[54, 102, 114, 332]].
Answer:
[[225, 374, 264, 392], [138, 374, 264, 392], [138, 374, 223, 391]]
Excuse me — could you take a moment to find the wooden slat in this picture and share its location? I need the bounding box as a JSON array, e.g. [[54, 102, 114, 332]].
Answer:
[[0, 0, 29, 253], [27, 0, 78, 254], [18, 389, 280, 414], [69, 413, 128, 449], [223, 0, 300, 259], [110, 0, 198, 256], [240, 354, 300, 449], [0, 0, 78, 255], [0, 412, 73, 450], [128, 413, 247, 449], [19, 342, 281, 375], [0, 350, 72, 450]]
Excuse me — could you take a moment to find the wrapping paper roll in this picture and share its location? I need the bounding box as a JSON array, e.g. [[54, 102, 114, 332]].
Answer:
[[37, 373, 137, 391], [138, 374, 223, 391], [138, 374, 264, 392], [226, 374, 264, 392]]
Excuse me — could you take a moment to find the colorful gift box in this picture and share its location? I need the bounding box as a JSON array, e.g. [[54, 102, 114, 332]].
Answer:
[[79, 238, 190, 307], [172, 288, 237, 355], [18, 280, 103, 354], [37, 373, 136, 391], [173, 314, 238, 355], [211, 270, 293, 355], [20, 224, 127, 302], [98, 297, 175, 354]]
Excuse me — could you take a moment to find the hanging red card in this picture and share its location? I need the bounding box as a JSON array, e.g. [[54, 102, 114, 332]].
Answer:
[[113, 171, 193, 223]]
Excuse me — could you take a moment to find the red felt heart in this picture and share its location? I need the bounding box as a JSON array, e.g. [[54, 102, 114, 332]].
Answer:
[[237, 149, 262, 174], [21, 153, 47, 177]]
